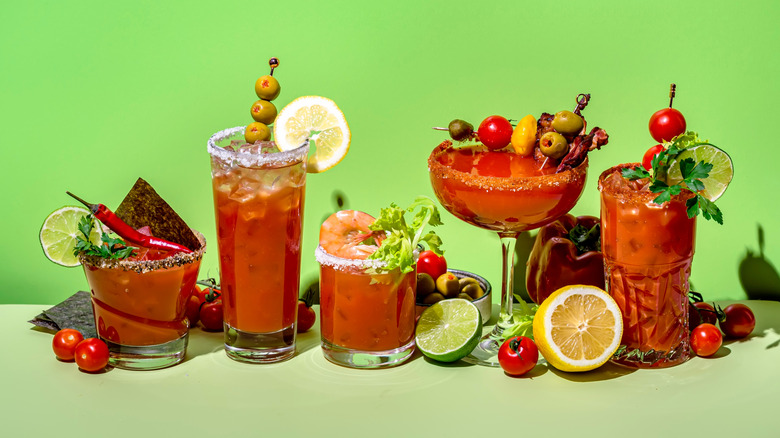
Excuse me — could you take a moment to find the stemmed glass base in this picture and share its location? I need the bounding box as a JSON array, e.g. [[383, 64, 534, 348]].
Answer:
[[462, 232, 520, 367]]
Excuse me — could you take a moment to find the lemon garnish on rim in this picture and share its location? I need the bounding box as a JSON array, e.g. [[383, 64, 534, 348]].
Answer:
[[533, 285, 623, 372], [40, 206, 103, 267], [273, 96, 351, 173]]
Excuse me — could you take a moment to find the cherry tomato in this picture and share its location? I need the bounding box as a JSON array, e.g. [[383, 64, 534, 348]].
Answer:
[[694, 302, 718, 325], [648, 108, 686, 143], [185, 285, 205, 327], [417, 250, 447, 280], [719, 303, 756, 338], [642, 144, 665, 170], [498, 336, 538, 376], [477, 115, 513, 150], [52, 329, 84, 361], [297, 301, 316, 333], [74, 338, 110, 372], [690, 323, 722, 357], [199, 293, 224, 332]]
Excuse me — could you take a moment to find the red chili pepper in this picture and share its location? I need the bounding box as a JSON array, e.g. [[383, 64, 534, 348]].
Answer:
[[67, 191, 193, 254]]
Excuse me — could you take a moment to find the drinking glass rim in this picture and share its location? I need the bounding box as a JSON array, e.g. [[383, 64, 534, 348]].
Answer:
[[314, 245, 421, 272], [598, 163, 695, 204], [207, 126, 309, 167], [427, 139, 588, 191], [79, 230, 206, 273]]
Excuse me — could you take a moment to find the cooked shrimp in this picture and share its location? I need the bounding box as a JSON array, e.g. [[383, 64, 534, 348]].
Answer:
[[319, 210, 384, 260]]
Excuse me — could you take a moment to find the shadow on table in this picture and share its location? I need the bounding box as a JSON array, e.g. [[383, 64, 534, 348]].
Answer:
[[545, 361, 636, 382]]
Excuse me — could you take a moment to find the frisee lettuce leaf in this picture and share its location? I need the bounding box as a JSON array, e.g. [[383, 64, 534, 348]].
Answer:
[[367, 196, 443, 274]]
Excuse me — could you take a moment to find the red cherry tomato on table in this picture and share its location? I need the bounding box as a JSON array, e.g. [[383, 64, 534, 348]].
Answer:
[[498, 336, 539, 376], [694, 302, 718, 326], [642, 144, 665, 170], [719, 303, 756, 338], [199, 290, 224, 332], [417, 250, 447, 280], [477, 115, 513, 150], [648, 108, 686, 143], [690, 323, 722, 357], [297, 301, 316, 333], [52, 329, 84, 361], [74, 338, 110, 372]]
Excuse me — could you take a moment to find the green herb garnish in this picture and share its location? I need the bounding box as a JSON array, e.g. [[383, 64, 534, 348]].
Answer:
[[621, 131, 723, 224], [567, 223, 600, 254], [74, 215, 136, 259], [367, 196, 443, 274]]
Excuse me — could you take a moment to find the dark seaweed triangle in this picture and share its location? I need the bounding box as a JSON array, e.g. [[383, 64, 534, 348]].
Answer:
[[28, 291, 97, 339]]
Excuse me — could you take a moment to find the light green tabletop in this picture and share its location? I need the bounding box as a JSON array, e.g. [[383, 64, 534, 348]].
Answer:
[[3, 301, 778, 437]]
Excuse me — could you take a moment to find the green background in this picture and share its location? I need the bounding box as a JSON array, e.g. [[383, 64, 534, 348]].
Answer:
[[3, 0, 779, 305]]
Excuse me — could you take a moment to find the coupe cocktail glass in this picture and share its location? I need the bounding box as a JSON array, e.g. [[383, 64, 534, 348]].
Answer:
[[428, 140, 588, 366], [208, 126, 308, 363], [599, 164, 694, 368], [81, 232, 206, 370], [315, 246, 417, 368]]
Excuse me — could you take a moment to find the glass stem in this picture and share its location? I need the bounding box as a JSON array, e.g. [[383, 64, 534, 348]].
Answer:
[[493, 232, 520, 337]]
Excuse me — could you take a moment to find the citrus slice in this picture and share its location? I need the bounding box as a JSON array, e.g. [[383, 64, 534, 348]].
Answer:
[[666, 143, 733, 201], [415, 298, 482, 362], [533, 285, 623, 372], [273, 96, 350, 173], [40, 206, 103, 267]]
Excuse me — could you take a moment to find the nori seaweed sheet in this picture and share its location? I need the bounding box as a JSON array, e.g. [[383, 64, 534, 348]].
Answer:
[[28, 291, 97, 338]]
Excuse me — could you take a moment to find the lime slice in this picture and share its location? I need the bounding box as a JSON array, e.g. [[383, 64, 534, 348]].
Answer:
[[415, 298, 482, 362], [273, 96, 350, 173], [666, 143, 733, 201], [40, 206, 103, 267]]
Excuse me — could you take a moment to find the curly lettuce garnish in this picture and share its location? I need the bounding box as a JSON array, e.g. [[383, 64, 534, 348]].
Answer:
[[367, 196, 443, 274]]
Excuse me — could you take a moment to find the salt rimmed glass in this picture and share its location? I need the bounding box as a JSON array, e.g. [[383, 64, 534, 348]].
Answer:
[[208, 126, 309, 364], [80, 231, 206, 370], [315, 245, 417, 368], [428, 140, 588, 366]]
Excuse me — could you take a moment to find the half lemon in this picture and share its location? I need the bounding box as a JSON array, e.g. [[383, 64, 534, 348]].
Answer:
[[533, 285, 623, 372], [273, 95, 350, 173], [40, 206, 103, 267]]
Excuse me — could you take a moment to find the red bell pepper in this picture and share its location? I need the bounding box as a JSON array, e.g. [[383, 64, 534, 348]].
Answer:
[[525, 214, 605, 305]]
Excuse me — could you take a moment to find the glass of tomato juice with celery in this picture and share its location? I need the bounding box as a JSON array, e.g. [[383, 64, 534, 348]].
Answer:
[[315, 203, 439, 368], [599, 164, 694, 368], [80, 233, 206, 370], [208, 126, 308, 363]]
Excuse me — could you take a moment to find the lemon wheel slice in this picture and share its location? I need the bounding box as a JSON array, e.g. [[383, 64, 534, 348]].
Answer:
[[533, 285, 623, 372], [40, 206, 104, 267], [273, 96, 350, 173], [666, 143, 733, 201]]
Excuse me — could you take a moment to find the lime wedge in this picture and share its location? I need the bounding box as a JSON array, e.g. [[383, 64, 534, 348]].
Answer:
[[40, 206, 103, 267], [415, 298, 482, 362], [666, 143, 733, 201]]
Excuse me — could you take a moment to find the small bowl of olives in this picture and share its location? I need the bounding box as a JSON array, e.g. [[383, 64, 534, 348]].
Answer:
[[415, 269, 492, 324]]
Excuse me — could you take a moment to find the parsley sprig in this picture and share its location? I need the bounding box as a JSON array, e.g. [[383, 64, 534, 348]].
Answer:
[[74, 215, 136, 259], [621, 131, 723, 224]]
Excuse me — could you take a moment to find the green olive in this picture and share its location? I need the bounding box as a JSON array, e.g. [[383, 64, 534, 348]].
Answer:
[[457, 292, 474, 301], [540, 131, 569, 159], [244, 122, 271, 143], [462, 283, 484, 300], [416, 273, 436, 297], [552, 110, 584, 135], [422, 292, 446, 305], [448, 119, 474, 141], [459, 277, 479, 289], [436, 272, 461, 298], [250, 100, 277, 125], [255, 75, 281, 101]]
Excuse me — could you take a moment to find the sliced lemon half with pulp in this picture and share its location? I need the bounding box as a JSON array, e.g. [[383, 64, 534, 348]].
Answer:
[[40, 206, 103, 267], [533, 285, 623, 372], [273, 96, 350, 173], [666, 143, 733, 201]]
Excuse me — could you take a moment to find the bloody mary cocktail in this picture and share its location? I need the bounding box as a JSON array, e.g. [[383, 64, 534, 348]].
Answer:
[[81, 232, 206, 370], [315, 245, 417, 368], [599, 164, 694, 368], [208, 126, 308, 363]]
